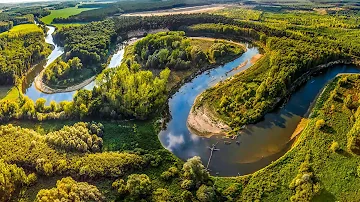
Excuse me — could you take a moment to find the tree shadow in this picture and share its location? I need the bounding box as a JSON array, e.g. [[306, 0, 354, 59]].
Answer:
[[312, 188, 336, 202], [321, 125, 336, 134], [337, 149, 352, 158]]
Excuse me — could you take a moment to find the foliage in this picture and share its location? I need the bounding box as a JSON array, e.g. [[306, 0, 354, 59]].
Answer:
[[315, 119, 326, 129], [196, 184, 217, 202], [113, 174, 152, 199], [54, 20, 115, 66], [181, 156, 210, 190], [0, 124, 145, 178], [43, 57, 83, 87], [0, 159, 35, 201], [289, 155, 321, 202], [45, 122, 103, 153], [0, 24, 50, 85], [35, 177, 104, 202]]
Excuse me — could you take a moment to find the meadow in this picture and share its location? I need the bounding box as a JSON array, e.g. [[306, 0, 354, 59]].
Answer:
[[40, 6, 96, 25]]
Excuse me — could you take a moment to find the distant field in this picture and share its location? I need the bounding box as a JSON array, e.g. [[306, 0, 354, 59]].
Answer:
[[40, 7, 96, 24], [52, 23, 84, 29], [0, 24, 41, 37]]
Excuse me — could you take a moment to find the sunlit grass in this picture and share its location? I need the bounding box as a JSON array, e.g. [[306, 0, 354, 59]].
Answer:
[[40, 6, 96, 24], [0, 24, 41, 37]]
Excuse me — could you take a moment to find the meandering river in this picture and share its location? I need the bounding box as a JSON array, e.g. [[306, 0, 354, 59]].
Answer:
[[158, 41, 360, 176], [23, 27, 360, 176], [22, 26, 126, 104]]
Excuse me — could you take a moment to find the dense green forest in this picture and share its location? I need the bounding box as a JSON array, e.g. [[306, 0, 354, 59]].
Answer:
[[3, 1, 360, 201], [42, 20, 116, 87]]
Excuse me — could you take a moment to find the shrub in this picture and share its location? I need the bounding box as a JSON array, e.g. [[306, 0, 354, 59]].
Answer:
[[196, 185, 217, 202], [35, 177, 104, 202], [152, 188, 171, 202], [182, 156, 210, 189], [315, 119, 325, 129], [330, 141, 340, 152], [161, 166, 179, 181], [113, 174, 152, 199]]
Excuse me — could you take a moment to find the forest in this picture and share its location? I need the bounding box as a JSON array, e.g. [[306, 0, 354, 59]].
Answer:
[[2, 1, 360, 201], [0, 24, 50, 85]]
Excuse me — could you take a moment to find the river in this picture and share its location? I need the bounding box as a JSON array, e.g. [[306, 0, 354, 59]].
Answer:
[[22, 26, 126, 104], [158, 41, 360, 176]]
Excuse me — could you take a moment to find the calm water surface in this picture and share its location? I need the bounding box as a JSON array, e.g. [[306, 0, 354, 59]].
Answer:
[[159, 43, 360, 176]]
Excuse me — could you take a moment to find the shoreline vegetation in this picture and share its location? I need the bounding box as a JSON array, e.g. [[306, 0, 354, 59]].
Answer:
[[188, 58, 357, 137], [3, 2, 360, 201]]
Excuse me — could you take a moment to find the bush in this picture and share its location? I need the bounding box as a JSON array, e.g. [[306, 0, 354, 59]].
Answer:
[[113, 174, 152, 199], [152, 188, 171, 202], [35, 177, 104, 202], [330, 141, 340, 152], [196, 185, 217, 202], [315, 119, 326, 129], [161, 166, 179, 181]]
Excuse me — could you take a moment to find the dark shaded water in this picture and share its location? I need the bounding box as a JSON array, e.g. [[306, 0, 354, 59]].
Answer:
[[22, 26, 126, 104], [159, 44, 360, 176]]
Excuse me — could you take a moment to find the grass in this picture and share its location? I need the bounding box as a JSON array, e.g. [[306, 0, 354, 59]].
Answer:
[[40, 6, 96, 24], [231, 74, 360, 201], [0, 24, 42, 37]]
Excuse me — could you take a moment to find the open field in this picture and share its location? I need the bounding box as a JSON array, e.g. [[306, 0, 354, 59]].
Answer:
[[40, 6, 96, 24], [0, 24, 41, 37], [121, 4, 236, 17]]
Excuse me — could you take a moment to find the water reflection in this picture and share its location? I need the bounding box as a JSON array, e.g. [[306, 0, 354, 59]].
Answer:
[[159, 42, 360, 176], [22, 26, 128, 104]]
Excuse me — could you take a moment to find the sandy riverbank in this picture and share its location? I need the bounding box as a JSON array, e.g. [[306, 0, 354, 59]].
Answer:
[[34, 73, 95, 94], [187, 54, 263, 136]]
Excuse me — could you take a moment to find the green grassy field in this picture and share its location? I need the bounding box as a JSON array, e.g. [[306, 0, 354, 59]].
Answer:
[[40, 7, 96, 24]]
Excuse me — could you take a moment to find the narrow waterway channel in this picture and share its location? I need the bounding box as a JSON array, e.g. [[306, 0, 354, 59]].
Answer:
[[159, 41, 360, 176], [22, 26, 126, 104]]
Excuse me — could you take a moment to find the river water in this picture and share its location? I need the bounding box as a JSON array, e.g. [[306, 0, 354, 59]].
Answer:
[[22, 26, 126, 104], [159, 42, 360, 176]]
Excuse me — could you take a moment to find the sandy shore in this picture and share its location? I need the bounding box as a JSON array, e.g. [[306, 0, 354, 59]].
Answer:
[[187, 96, 231, 137], [187, 54, 263, 136], [121, 4, 235, 17], [34, 72, 95, 94]]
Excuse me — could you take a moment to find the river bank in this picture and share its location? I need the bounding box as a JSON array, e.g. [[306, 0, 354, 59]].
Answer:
[[187, 58, 356, 137]]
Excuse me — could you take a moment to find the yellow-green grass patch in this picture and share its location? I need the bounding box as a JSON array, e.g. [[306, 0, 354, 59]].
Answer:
[[40, 7, 96, 24]]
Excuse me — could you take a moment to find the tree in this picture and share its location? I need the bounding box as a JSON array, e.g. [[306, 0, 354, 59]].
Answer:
[[35, 98, 46, 113], [182, 156, 210, 189], [196, 185, 217, 202], [35, 177, 104, 202], [152, 188, 171, 202], [126, 174, 152, 198]]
